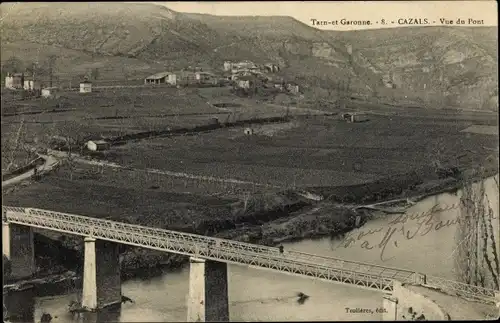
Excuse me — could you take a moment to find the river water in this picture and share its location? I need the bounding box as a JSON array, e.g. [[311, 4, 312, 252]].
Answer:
[[5, 176, 499, 322]]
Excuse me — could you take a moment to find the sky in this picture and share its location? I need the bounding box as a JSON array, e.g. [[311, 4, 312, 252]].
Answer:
[[155, 1, 497, 31]]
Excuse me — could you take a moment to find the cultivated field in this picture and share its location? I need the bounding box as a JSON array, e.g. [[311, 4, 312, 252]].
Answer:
[[2, 85, 498, 214], [3, 86, 498, 276], [104, 110, 498, 188]]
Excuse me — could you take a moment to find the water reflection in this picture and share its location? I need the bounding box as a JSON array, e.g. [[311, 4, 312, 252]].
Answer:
[[4, 287, 35, 322]]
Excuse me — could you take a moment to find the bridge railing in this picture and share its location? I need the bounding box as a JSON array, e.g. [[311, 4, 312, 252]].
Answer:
[[425, 275, 499, 304], [4, 205, 498, 300], [3, 206, 398, 291], [20, 207, 283, 256], [287, 250, 416, 283]]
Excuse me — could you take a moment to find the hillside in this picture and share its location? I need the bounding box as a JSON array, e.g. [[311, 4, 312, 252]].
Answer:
[[329, 27, 498, 110], [0, 2, 497, 110], [0, 3, 356, 90]]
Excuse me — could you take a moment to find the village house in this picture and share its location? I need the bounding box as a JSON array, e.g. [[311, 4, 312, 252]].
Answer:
[[264, 63, 280, 73], [177, 70, 198, 86], [236, 75, 264, 90], [237, 77, 252, 89], [23, 78, 42, 91], [228, 60, 259, 74], [231, 69, 267, 81], [223, 61, 232, 72], [286, 83, 300, 94], [274, 82, 285, 91], [79, 80, 92, 93], [195, 71, 217, 85], [144, 72, 177, 85], [5, 73, 25, 89], [234, 60, 257, 69]]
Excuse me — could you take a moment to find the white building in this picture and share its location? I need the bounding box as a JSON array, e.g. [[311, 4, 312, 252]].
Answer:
[[80, 80, 92, 93], [5, 73, 24, 89], [286, 83, 300, 94], [5, 75, 14, 89], [23, 80, 41, 91], [223, 61, 232, 72], [346, 44, 353, 55]]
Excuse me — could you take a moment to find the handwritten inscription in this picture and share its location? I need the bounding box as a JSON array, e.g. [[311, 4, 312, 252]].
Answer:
[[335, 203, 497, 261]]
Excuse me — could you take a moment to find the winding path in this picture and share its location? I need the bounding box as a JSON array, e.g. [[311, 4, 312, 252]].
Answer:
[[2, 154, 59, 188]]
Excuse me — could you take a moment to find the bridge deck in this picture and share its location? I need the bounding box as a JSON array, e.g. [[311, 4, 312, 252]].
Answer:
[[2, 206, 498, 300]]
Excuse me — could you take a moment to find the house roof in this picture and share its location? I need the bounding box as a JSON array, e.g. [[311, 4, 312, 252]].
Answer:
[[145, 72, 173, 80], [7, 73, 29, 78], [197, 71, 215, 76], [88, 140, 108, 145]]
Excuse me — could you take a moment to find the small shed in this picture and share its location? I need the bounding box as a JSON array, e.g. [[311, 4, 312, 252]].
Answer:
[[210, 117, 219, 125], [86, 140, 110, 152], [80, 80, 92, 93], [244, 128, 254, 135], [342, 113, 369, 123], [351, 113, 369, 122]]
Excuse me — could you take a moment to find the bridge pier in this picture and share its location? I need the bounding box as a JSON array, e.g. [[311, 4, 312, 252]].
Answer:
[[82, 237, 121, 310], [412, 272, 426, 285], [2, 222, 35, 280], [187, 257, 229, 322], [382, 295, 398, 320]]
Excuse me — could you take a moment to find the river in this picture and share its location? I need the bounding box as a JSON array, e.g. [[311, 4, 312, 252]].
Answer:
[[5, 176, 499, 322]]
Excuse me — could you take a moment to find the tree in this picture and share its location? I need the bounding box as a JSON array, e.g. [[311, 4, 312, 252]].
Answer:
[[1, 56, 24, 74], [54, 120, 86, 180], [47, 54, 57, 87], [3, 254, 11, 277], [454, 174, 500, 290], [3, 118, 37, 172], [91, 68, 100, 81]]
